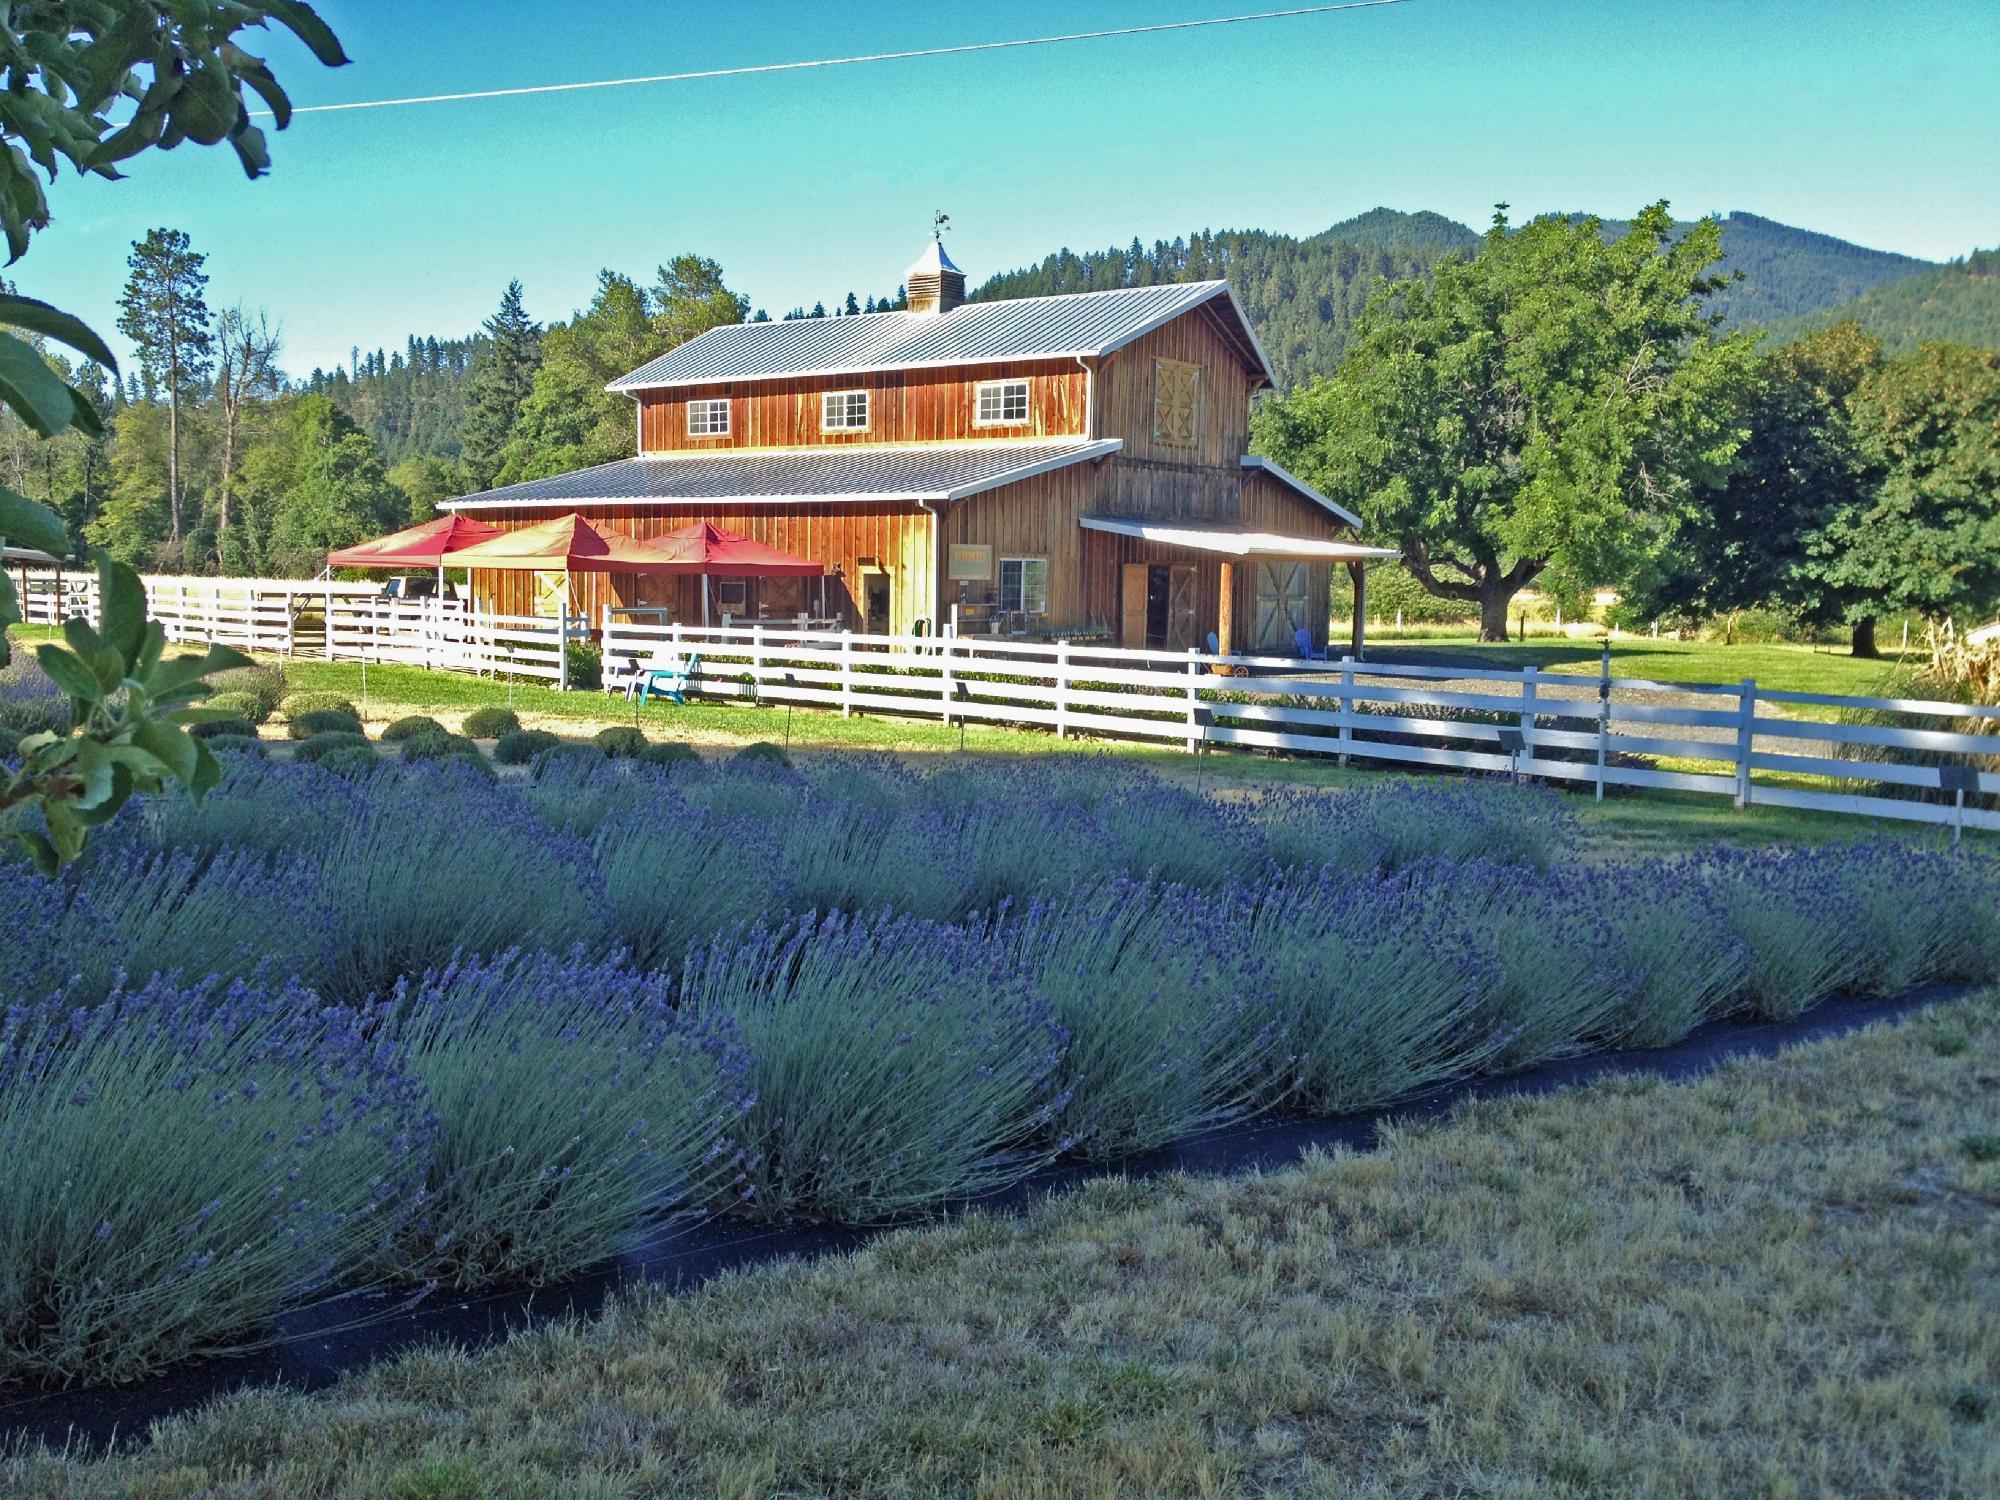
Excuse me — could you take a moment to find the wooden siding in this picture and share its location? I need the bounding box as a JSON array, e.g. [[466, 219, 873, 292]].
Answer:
[[465, 502, 935, 637], [637, 359, 1088, 452], [1092, 302, 1256, 468]]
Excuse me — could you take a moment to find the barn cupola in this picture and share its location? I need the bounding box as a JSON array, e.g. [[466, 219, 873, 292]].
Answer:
[[904, 236, 966, 316]]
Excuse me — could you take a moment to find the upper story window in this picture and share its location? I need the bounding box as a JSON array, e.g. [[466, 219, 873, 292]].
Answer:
[[975, 378, 1031, 427], [686, 398, 730, 437], [1153, 358, 1200, 447], [821, 389, 870, 432]]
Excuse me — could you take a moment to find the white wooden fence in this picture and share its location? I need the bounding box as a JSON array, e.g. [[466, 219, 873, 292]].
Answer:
[[600, 620, 2000, 836], [14, 568, 1995, 833]]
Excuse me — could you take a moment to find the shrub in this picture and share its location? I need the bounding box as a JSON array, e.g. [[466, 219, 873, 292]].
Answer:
[[140, 756, 360, 862], [593, 725, 649, 758], [320, 744, 383, 780], [278, 691, 357, 721], [524, 753, 634, 838], [381, 714, 447, 743], [399, 728, 478, 762], [1598, 862, 1748, 1047], [378, 952, 745, 1289], [199, 689, 268, 725], [494, 728, 561, 765], [680, 914, 1065, 1221], [639, 740, 701, 771], [565, 640, 602, 691], [1256, 780, 1572, 878], [289, 707, 364, 740], [0, 654, 68, 738], [1005, 882, 1284, 1157], [460, 706, 522, 739], [188, 714, 257, 741], [733, 740, 792, 769], [209, 661, 287, 720], [201, 732, 266, 758], [0, 977, 423, 1387], [317, 763, 602, 1000], [595, 805, 781, 969], [293, 729, 371, 764]]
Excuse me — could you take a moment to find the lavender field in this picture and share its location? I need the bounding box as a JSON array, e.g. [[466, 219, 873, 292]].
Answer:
[[4, 745, 1998, 1392]]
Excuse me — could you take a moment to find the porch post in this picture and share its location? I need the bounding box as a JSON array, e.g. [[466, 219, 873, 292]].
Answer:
[[1347, 560, 1367, 661], [1217, 560, 1236, 657]]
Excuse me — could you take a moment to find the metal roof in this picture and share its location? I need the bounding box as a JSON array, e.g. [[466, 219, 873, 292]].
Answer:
[[448, 439, 1123, 510], [607, 281, 1275, 391], [906, 240, 961, 278], [1240, 455, 1365, 530], [1079, 517, 1398, 562]]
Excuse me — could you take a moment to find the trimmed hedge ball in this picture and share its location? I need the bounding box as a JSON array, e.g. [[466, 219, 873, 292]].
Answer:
[[461, 706, 522, 740], [494, 729, 561, 766], [201, 690, 268, 725], [292, 730, 371, 764], [593, 726, 649, 759], [639, 741, 702, 771], [208, 663, 287, 719], [189, 715, 257, 742], [276, 691, 355, 720], [382, 715, 448, 743], [530, 743, 603, 780], [201, 733, 266, 758], [319, 744, 381, 779], [400, 729, 478, 762], [288, 708, 363, 740], [733, 741, 792, 769]]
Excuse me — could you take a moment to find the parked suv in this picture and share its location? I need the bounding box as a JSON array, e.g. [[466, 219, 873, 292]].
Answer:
[[380, 575, 457, 601]]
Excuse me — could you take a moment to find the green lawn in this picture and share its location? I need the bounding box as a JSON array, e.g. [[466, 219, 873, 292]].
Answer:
[[1360, 634, 1918, 699], [11, 993, 1995, 1498]]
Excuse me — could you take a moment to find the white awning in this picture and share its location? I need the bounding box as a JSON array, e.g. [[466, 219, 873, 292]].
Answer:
[[1079, 516, 1400, 562]]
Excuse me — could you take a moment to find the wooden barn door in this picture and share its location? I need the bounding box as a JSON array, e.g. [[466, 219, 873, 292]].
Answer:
[[1120, 564, 1149, 647], [1164, 565, 1198, 651], [1252, 562, 1312, 652]]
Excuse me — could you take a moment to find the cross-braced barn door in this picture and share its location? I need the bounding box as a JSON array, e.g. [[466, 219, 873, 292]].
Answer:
[[1252, 561, 1313, 651], [1165, 564, 1198, 650]]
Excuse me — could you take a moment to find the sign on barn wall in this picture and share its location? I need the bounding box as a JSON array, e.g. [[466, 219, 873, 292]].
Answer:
[[948, 544, 993, 581]]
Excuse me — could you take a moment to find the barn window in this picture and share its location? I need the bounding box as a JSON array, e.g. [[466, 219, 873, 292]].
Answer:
[[975, 379, 1031, 426], [715, 577, 748, 611], [686, 398, 730, 436], [1153, 358, 1200, 446], [998, 557, 1048, 615], [821, 390, 870, 431]]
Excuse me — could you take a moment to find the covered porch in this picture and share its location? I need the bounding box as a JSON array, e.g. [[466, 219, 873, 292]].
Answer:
[[1079, 516, 1399, 659]]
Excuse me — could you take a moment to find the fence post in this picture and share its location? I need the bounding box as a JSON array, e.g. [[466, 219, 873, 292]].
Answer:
[[1055, 639, 1070, 740], [1338, 655, 1354, 768], [1185, 647, 1200, 754], [940, 634, 955, 724], [1734, 679, 1756, 809], [324, 581, 335, 661], [840, 629, 854, 718], [751, 621, 765, 702], [1519, 663, 1538, 773], [558, 608, 571, 692], [1594, 644, 1611, 802]]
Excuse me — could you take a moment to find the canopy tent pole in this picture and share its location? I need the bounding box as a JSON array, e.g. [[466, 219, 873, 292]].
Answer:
[[702, 574, 710, 628]]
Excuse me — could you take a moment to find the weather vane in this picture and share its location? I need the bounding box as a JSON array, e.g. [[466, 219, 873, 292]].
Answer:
[[933, 210, 950, 242]]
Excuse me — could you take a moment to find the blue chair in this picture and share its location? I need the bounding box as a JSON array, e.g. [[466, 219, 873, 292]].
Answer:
[[1293, 627, 1329, 661], [637, 649, 700, 707]]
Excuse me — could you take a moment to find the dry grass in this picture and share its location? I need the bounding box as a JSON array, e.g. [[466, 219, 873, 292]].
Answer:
[[8, 993, 1998, 1498]]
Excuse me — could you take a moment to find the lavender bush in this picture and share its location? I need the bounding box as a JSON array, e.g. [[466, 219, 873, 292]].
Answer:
[[1596, 861, 1750, 1048], [594, 803, 782, 969], [1254, 778, 1574, 878], [138, 756, 363, 862], [678, 914, 1067, 1221], [0, 978, 425, 1387], [379, 952, 747, 1288]]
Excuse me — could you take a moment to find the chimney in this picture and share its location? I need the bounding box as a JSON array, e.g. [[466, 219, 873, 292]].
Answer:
[[904, 238, 965, 316]]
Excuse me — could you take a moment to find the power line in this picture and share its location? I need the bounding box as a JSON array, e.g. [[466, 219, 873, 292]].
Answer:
[[254, 1, 1412, 118]]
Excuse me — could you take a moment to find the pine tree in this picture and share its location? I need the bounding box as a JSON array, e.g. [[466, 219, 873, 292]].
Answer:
[[116, 228, 214, 557], [459, 280, 541, 491]]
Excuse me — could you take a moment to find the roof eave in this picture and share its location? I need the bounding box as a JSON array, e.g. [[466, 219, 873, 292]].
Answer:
[[1240, 455, 1365, 530]]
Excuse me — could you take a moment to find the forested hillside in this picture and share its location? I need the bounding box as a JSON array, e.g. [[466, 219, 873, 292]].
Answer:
[[302, 336, 483, 464], [1766, 249, 2000, 353]]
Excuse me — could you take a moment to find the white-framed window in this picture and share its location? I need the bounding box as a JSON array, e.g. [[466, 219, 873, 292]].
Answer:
[[998, 557, 1048, 615], [975, 378, 1031, 427], [687, 398, 730, 436], [715, 577, 748, 611], [821, 389, 870, 432]]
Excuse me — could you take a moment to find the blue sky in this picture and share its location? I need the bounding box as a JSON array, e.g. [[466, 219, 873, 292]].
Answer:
[[30, 0, 2000, 377]]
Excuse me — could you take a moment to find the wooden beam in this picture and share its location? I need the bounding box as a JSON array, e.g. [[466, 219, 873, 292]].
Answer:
[[1218, 559, 1236, 656], [1348, 559, 1366, 661]]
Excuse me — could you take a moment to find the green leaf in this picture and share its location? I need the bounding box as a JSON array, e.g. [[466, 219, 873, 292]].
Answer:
[[68, 738, 116, 810], [189, 737, 223, 797], [144, 643, 252, 703], [0, 569, 17, 650], [73, 763, 136, 827], [0, 294, 117, 369], [34, 643, 102, 705], [17, 828, 59, 877], [0, 485, 71, 556], [135, 620, 166, 677], [95, 551, 146, 663], [132, 716, 198, 784], [0, 329, 81, 436], [262, 1, 354, 66]]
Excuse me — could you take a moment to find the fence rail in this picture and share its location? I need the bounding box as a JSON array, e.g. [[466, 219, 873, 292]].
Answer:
[[12, 568, 1995, 834]]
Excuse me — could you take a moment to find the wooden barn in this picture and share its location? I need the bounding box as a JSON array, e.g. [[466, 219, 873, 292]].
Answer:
[[448, 239, 1393, 654]]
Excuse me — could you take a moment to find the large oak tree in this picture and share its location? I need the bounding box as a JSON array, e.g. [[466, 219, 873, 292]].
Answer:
[[1254, 204, 1756, 640]]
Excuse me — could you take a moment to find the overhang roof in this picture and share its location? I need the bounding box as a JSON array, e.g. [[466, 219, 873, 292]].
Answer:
[[448, 439, 1123, 510], [1239, 455, 1365, 530], [607, 281, 1276, 392], [1080, 516, 1400, 562]]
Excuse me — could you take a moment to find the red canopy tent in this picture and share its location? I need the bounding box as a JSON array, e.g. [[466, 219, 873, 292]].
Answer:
[[643, 521, 825, 624], [443, 513, 711, 625], [325, 513, 504, 570]]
